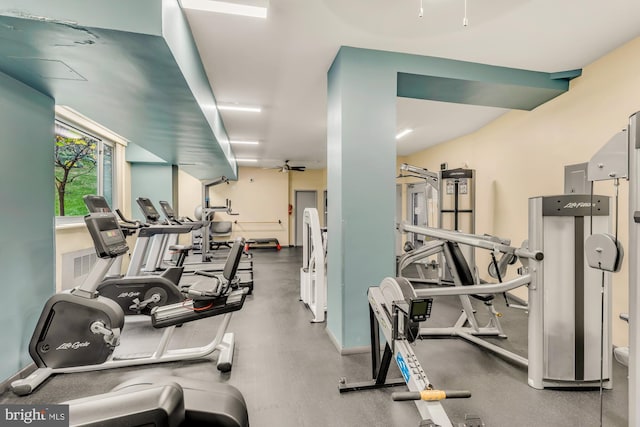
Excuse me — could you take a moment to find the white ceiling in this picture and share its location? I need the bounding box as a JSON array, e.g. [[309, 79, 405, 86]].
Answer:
[[182, 0, 640, 170]]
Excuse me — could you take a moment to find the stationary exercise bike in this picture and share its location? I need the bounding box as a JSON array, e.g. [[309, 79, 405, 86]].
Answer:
[[12, 212, 248, 396], [83, 195, 189, 315]]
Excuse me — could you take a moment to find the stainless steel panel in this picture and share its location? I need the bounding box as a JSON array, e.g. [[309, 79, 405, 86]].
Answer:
[[542, 216, 576, 381]]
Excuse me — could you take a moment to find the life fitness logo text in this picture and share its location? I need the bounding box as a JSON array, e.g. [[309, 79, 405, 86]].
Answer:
[[2, 405, 68, 426], [563, 202, 594, 209], [56, 341, 90, 350], [118, 292, 140, 298]]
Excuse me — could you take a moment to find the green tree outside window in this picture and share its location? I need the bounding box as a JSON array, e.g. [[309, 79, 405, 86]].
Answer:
[[54, 129, 98, 216]]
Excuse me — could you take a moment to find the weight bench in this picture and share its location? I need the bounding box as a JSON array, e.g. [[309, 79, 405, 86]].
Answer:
[[244, 237, 281, 251]]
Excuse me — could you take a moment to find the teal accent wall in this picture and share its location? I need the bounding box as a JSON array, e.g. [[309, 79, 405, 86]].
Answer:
[[327, 48, 398, 349], [0, 1, 238, 181], [0, 71, 55, 381], [130, 164, 176, 222], [327, 46, 578, 350]]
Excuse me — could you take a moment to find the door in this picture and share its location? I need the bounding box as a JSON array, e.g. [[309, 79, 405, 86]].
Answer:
[[295, 190, 317, 246]]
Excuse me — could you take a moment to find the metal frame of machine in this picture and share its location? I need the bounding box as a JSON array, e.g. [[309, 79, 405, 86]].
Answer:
[[300, 207, 327, 322], [586, 111, 640, 426], [11, 214, 247, 396], [401, 211, 615, 390], [339, 277, 474, 427]]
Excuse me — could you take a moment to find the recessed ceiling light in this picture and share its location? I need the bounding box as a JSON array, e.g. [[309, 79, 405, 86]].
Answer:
[[180, 0, 267, 18], [236, 158, 258, 162], [230, 140, 260, 145], [395, 128, 413, 140], [218, 104, 262, 113]]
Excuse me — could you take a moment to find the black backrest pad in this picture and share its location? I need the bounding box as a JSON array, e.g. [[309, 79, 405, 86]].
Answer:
[[445, 241, 475, 287], [224, 238, 246, 282], [66, 383, 185, 427]]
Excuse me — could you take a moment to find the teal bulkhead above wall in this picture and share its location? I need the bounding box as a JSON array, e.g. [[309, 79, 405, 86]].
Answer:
[[0, 0, 237, 181], [326, 46, 580, 350]]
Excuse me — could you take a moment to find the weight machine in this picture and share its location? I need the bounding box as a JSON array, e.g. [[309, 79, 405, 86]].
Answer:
[[300, 208, 327, 322], [585, 111, 640, 426], [194, 176, 239, 262], [399, 164, 476, 285], [400, 189, 615, 390]]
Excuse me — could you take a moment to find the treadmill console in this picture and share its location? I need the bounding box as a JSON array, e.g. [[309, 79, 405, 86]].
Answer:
[[159, 200, 176, 220], [409, 298, 433, 322], [83, 194, 112, 213], [136, 197, 161, 223], [84, 213, 129, 258]]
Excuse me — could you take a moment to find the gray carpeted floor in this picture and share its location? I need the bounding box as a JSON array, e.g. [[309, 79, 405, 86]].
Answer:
[[0, 247, 629, 426]]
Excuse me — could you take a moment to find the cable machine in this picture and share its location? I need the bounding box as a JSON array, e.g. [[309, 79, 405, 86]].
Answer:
[[399, 165, 475, 284], [586, 112, 639, 426]]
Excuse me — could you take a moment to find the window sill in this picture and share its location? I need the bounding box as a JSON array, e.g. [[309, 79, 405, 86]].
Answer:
[[55, 223, 87, 231], [55, 216, 86, 230]]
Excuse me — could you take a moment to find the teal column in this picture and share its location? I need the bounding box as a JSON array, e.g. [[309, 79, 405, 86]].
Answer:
[[326, 47, 397, 349], [326, 46, 579, 351], [0, 71, 55, 381], [130, 163, 177, 221]]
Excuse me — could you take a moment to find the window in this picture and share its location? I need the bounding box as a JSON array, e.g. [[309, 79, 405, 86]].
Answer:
[[54, 120, 115, 219]]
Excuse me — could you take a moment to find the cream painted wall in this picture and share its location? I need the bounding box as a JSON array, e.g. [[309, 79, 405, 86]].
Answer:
[[177, 167, 201, 219], [178, 166, 290, 246], [404, 36, 640, 347], [289, 169, 328, 241]]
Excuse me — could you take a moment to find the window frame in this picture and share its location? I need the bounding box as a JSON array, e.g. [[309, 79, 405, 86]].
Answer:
[[54, 119, 118, 227]]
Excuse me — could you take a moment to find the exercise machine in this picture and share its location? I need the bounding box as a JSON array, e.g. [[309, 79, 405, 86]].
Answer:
[[339, 276, 477, 426], [528, 194, 613, 389], [133, 197, 198, 275], [158, 200, 255, 293], [300, 207, 326, 322], [399, 165, 476, 285], [194, 176, 241, 262], [585, 111, 640, 426], [11, 212, 248, 396], [400, 190, 615, 390], [343, 219, 544, 424], [399, 163, 439, 249], [82, 194, 140, 280], [65, 376, 249, 427], [398, 227, 517, 349], [84, 195, 186, 315]]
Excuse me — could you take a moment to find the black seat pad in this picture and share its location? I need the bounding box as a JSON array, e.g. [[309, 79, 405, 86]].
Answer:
[[445, 241, 494, 302]]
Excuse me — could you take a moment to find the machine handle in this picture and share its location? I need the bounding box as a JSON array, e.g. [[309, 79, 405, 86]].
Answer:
[[392, 390, 471, 401]]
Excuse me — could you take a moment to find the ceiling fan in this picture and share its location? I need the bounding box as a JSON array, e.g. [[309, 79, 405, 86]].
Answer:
[[276, 160, 306, 173]]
